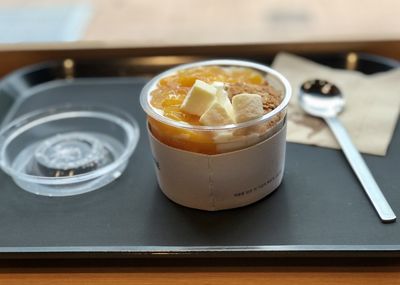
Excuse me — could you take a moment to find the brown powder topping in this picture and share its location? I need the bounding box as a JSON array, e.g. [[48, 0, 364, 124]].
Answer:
[[226, 82, 281, 113]]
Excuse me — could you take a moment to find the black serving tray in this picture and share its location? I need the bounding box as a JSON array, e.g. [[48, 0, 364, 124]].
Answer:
[[0, 53, 399, 259]]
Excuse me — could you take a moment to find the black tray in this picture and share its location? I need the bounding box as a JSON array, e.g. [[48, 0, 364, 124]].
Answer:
[[0, 53, 399, 259]]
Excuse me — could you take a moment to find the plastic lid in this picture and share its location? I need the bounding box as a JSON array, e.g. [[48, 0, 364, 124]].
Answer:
[[0, 105, 140, 196]]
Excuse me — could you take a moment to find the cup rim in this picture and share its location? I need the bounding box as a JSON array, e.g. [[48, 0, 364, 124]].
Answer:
[[140, 59, 292, 131]]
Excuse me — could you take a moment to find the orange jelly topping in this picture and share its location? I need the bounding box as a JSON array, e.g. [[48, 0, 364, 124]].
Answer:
[[150, 66, 265, 124], [148, 66, 266, 154]]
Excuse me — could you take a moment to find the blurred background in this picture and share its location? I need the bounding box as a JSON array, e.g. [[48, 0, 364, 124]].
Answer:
[[0, 0, 399, 46], [0, 0, 399, 78]]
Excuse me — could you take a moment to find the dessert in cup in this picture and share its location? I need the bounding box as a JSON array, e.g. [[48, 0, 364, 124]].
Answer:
[[140, 60, 291, 210]]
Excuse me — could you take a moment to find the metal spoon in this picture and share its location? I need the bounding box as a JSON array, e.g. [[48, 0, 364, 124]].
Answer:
[[299, 79, 396, 223]]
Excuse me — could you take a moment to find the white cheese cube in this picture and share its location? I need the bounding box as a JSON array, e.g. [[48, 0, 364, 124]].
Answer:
[[212, 81, 225, 90], [199, 102, 235, 126], [232, 93, 264, 123], [212, 81, 235, 121], [180, 80, 217, 116], [217, 89, 234, 117]]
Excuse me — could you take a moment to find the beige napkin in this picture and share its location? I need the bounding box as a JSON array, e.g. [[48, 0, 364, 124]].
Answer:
[[272, 53, 400, 156]]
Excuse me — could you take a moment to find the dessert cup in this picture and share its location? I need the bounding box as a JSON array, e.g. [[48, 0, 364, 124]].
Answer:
[[140, 60, 291, 210]]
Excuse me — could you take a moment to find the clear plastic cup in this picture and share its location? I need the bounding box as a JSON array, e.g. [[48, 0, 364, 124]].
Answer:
[[140, 59, 291, 154], [140, 59, 291, 210]]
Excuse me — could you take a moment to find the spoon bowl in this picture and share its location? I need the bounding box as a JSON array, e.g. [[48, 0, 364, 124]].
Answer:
[[299, 79, 345, 118]]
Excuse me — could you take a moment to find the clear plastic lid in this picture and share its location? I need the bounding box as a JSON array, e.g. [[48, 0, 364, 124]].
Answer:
[[0, 105, 140, 196]]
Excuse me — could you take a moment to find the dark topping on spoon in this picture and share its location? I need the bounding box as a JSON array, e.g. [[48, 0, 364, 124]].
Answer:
[[301, 79, 341, 97]]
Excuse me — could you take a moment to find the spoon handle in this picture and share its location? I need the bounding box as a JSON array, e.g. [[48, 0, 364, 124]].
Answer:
[[324, 116, 396, 223]]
